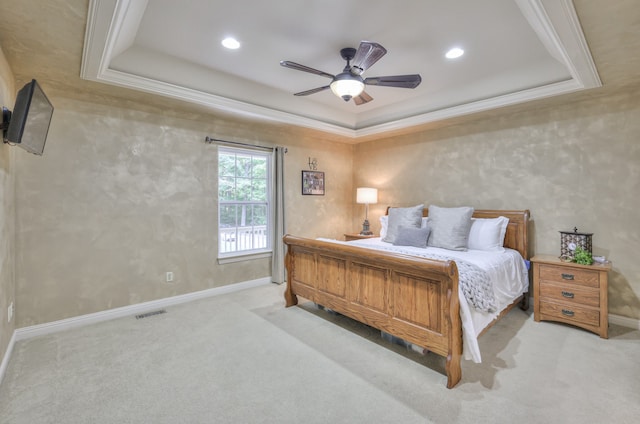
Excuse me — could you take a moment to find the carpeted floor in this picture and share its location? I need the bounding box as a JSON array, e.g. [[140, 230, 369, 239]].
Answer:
[[1, 283, 639, 423]]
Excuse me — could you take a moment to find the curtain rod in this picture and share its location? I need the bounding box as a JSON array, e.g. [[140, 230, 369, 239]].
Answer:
[[205, 136, 285, 153]]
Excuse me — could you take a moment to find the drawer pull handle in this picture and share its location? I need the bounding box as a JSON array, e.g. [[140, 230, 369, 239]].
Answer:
[[561, 291, 575, 299], [562, 309, 575, 317], [561, 273, 574, 280]]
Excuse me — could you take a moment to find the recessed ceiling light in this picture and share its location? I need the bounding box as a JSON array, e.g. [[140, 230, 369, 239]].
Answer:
[[221, 37, 240, 50], [445, 47, 464, 59]]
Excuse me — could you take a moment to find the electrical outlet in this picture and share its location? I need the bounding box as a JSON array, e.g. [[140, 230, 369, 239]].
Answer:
[[166, 271, 174, 283], [8, 301, 13, 323]]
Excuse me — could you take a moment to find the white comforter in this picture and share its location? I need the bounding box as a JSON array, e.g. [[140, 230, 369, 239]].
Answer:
[[317, 237, 529, 363]]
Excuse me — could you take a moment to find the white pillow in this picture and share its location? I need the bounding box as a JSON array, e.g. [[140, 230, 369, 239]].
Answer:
[[380, 215, 428, 239], [380, 215, 388, 238], [467, 216, 509, 251]]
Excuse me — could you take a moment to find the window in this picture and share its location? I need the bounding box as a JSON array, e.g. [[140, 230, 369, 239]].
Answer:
[[218, 146, 272, 258]]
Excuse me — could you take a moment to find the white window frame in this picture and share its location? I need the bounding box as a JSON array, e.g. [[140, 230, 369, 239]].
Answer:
[[217, 146, 274, 262]]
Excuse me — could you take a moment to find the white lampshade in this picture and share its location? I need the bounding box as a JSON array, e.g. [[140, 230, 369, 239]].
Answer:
[[356, 187, 378, 204], [330, 78, 364, 100]]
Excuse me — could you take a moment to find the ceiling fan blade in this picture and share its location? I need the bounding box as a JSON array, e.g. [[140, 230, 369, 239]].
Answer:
[[364, 74, 422, 88], [353, 91, 373, 106], [350, 41, 387, 75], [280, 61, 335, 79], [293, 85, 331, 96]]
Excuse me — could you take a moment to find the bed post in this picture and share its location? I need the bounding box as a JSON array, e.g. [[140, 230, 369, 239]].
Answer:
[[283, 240, 298, 307], [445, 264, 462, 389]]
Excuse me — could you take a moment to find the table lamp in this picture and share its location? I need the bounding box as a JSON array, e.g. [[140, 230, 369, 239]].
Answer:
[[356, 187, 378, 235]]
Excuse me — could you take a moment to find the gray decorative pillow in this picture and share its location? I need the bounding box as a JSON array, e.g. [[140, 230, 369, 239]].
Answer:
[[382, 204, 424, 244], [427, 205, 474, 251], [393, 226, 431, 248]]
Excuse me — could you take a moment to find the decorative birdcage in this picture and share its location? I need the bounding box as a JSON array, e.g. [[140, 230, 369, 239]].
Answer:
[[559, 227, 593, 261]]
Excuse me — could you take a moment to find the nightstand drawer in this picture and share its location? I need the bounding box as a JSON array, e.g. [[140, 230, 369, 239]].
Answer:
[[539, 301, 599, 327], [539, 264, 600, 288], [539, 281, 600, 307]]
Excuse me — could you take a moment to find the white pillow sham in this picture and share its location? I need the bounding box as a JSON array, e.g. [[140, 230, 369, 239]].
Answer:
[[467, 216, 509, 251], [380, 215, 388, 238]]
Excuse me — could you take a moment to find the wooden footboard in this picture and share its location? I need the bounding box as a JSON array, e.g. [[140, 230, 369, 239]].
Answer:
[[283, 235, 463, 388], [283, 209, 530, 389]]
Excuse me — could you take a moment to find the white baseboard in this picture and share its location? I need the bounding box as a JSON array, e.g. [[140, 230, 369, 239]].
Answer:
[[0, 331, 16, 386], [609, 313, 640, 330], [14, 277, 271, 342]]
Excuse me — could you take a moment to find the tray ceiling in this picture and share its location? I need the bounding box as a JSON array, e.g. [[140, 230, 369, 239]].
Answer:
[[81, 0, 600, 139]]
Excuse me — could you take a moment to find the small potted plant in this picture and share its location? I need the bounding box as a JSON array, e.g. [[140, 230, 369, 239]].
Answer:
[[573, 246, 594, 265]]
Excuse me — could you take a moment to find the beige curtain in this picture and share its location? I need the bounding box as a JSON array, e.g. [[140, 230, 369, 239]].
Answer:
[[271, 146, 287, 284]]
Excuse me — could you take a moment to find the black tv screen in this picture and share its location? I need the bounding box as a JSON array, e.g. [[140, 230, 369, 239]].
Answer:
[[5, 79, 54, 155]]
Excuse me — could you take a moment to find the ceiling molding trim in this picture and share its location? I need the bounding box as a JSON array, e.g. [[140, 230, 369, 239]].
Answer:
[[354, 78, 583, 138], [556, 0, 601, 88], [97, 68, 358, 138], [516, 0, 601, 88], [109, 0, 149, 59], [99, 0, 136, 75], [80, 0, 118, 79]]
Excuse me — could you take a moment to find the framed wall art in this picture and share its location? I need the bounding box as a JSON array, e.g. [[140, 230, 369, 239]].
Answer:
[[301, 170, 325, 195]]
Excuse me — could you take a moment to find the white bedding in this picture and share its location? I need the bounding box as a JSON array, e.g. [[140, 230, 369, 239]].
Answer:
[[317, 237, 529, 363]]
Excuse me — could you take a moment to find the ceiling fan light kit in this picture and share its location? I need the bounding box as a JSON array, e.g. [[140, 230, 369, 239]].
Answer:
[[330, 75, 364, 101], [280, 41, 421, 105]]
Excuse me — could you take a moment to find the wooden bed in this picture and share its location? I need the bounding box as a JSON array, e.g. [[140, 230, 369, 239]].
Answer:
[[283, 209, 530, 389]]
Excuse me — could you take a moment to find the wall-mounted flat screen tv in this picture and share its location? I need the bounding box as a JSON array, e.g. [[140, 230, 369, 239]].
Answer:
[[2, 79, 54, 155]]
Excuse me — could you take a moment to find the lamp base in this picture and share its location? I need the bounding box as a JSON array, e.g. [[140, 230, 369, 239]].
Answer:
[[360, 219, 373, 236]]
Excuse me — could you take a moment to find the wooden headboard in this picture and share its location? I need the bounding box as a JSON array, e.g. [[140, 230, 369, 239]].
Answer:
[[385, 207, 530, 260]]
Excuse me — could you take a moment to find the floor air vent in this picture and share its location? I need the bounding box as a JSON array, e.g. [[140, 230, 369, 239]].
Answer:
[[135, 309, 167, 319]]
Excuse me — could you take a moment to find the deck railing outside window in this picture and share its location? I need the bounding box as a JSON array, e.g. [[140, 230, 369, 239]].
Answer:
[[219, 225, 268, 253]]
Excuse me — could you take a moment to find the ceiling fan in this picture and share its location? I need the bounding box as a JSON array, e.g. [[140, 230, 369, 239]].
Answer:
[[280, 41, 422, 105]]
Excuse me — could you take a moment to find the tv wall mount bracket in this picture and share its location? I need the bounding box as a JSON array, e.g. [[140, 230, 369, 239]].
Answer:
[[1, 107, 11, 141]]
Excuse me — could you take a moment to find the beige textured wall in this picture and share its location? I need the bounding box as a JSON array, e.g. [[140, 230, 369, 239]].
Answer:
[[10, 81, 640, 328], [0, 46, 16, 366], [354, 89, 640, 320], [15, 97, 353, 326]]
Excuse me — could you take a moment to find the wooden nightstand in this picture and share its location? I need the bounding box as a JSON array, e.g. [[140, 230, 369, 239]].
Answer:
[[344, 233, 378, 241], [532, 254, 611, 338]]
